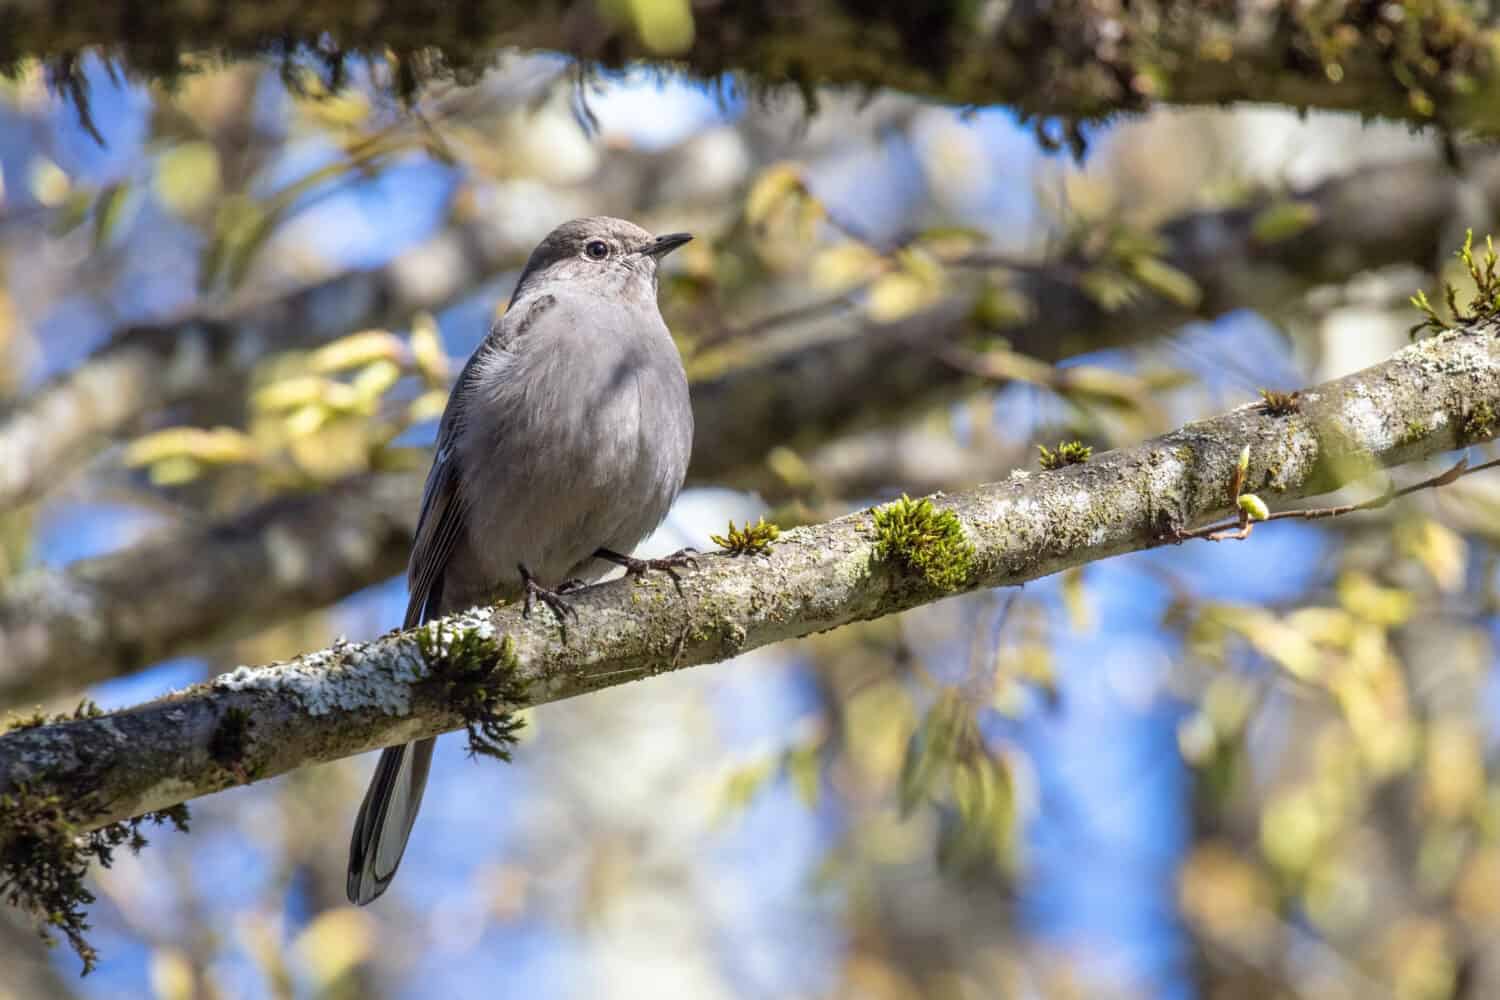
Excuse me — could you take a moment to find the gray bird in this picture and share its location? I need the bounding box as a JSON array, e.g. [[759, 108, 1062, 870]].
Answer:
[[347, 217, 696, 905]]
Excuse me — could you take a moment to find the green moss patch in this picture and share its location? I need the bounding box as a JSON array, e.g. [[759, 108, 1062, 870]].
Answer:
[[871, 495, 975, 592], [417, 625, 529, 762], [710, 517, 780, 555]]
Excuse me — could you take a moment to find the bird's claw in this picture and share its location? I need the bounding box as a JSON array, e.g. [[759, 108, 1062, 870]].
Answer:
[[596, 547, 700, 596], [519, 564, 580, 624]]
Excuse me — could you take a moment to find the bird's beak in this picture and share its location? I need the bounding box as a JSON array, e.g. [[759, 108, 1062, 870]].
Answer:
[[642, 232, 693, 258]]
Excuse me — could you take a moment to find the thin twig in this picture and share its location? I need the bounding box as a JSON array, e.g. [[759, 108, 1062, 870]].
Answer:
[[1177, 455, 1497, 543]]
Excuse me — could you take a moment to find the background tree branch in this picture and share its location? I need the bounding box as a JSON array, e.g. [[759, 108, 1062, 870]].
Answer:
[[9, 2, 1500, 136], [3, 327, 1495, 843]]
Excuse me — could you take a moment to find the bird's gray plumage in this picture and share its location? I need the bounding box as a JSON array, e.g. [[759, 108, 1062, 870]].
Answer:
[[347, 217, 694, 905]]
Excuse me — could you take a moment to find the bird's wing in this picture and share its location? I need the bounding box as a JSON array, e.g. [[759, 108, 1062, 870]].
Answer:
[[402, 294, 561, 629], [402, 439, 466, 629], [349, 337, 495, 906]]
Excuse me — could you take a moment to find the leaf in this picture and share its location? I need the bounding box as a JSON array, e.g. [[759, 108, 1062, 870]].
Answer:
[[1336, 571, 1413, 626], [786, 744, 820, 808], [48, 189, 92, 238], [27, 157, 70, 206], [1130, 255, 1202, 309], [409, 312, 449, 386], [307, 330, 408, 375], [810, 242, 881, 291], [624, 0, 696, 54], [153, 141, 221, 217], [92, 181, 133, 251], [898, 695, 965, 816], [1398, 518, 1467, 593], [1251, 200, 1320, 244], [867, 272, 938, 323], [719, 759, 774, 819], [349, 358, 404, 407], [745, 163, 803, 227], [1079, 268, 1140, 312], [293, 909, 375, 990], [123, 426, 259, 467], [1237, 493, 1270, 521]]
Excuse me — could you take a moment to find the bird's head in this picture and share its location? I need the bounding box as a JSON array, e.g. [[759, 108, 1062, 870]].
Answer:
[[512, 216, 692, 302]]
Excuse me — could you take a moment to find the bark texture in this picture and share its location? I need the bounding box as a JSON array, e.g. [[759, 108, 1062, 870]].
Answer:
[[2, 328, 1495, 843]]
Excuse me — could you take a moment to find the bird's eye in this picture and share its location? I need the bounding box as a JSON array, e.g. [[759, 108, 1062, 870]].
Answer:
[[584, 240, 610, 260]]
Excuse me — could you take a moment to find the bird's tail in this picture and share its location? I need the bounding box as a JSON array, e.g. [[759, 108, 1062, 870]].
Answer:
[[346, 736, 436, 905]]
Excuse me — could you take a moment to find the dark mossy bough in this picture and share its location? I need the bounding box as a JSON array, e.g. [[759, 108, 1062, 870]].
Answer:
[[871, 495, 975, 593], [0, 786, 188, 975]]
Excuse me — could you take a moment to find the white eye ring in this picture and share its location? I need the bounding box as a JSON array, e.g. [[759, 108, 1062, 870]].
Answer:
[[584, 240, 610, 260]]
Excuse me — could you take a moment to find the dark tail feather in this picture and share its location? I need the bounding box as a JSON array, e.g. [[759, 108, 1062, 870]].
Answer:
[[346, 737, 436, 905]]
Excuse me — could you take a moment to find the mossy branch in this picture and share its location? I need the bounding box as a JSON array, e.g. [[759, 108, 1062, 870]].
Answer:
[[11, 1, 1500, 136], [3, 328, 1499, 851], [8, 154, 1500, 710]]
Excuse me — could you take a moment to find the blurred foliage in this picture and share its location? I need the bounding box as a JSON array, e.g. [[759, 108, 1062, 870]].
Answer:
[[9, 27, 1500, 1000], [126, 323, 447, 492]]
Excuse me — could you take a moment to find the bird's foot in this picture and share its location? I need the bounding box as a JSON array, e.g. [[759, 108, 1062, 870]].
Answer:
[[519, 564, 580, 624], [595, 547, 700, 596]]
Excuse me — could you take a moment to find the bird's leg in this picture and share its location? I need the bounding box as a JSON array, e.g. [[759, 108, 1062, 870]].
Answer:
[[594, 547, 700, 596], [519, 564, 579, 623]]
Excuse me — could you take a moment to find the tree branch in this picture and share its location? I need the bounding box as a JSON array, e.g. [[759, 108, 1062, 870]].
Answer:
[[4, 153, 1497, 701], [10, 2, 1500, 135], [0, 475, 421, 703], [2, 328, 1496, 842]]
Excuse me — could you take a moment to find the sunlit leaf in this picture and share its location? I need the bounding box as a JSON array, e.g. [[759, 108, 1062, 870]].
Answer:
[[48, 189, 92, 238], [294, 909, 374, 990], [1397, 517, 1467, 593], [1251, 199, 1320, 244], [1061, 566, 1092, 632], [786, 744, 820, 808], [92, 181, 134, 250], [810, 242, 881, 292], [124, 426, 259, 467], [868, 272, 939, 323], [408, 388, 449, 424], [148, 947, 196, 1000], [409, 312, 449, 386], [1130, 256, 1201, 309], [745, 163, 804, 227], [1337, 571, 1414, 626], [28, 156, 69, 206], [719, 758, 774, 819], [350, 358, 403, 406], [307, 330, 408, 375], [154, 141, 221, 217]]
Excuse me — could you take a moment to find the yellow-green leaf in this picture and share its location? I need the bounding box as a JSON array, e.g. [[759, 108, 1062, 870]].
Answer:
[[154, 141, 221, 217], [1251, 200, 1320, 244], [745, 163, 803, 226], [1237, 493, 1269, 521], [1130, 256, 1202, 309]]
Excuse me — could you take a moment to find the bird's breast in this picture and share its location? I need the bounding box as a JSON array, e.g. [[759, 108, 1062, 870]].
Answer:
[[453, 304, 691, 592]]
